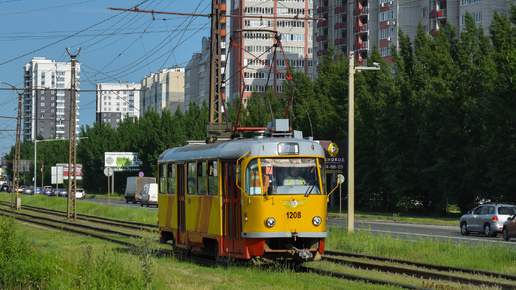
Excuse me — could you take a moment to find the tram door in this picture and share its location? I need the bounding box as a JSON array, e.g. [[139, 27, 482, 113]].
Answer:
[[176, 164, 186, 246], [221, 162, 241, 254]]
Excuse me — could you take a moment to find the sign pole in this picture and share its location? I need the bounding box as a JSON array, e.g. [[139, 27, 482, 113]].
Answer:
[[104, 167, 114, 207]]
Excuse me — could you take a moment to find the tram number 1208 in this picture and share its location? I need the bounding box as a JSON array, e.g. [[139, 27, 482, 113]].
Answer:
[[286, 212, 301, 219]]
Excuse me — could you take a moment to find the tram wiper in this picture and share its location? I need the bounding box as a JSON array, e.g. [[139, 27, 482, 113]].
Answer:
[[304, 180, 316, 197]]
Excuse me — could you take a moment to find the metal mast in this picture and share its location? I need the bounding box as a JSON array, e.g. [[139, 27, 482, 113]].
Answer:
[[13, 90, 22, 209], [66, 48, 80, 220], [206, 0, 231, 142]]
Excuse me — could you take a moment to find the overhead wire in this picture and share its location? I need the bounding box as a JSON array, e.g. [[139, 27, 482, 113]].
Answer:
[[0, 10, 125, 66]]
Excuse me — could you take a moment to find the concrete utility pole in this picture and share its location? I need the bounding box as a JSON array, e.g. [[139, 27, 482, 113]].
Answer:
[[66, 48, 81, 220], [347, 52, 380, 232]]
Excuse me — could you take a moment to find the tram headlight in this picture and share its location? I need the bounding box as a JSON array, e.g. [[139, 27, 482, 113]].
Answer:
[[312, 216, 322, 226], [266, 217, 276, 227]]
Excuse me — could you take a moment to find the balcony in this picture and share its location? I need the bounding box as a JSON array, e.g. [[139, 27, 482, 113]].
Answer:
[[437, 9, 447, 19], [316, 35, 327, 42], [354, 23, 368, 34], [317, 20, 327, 28], [334, 22, 347, 30], [334, 38, 346, 46], [335, 7, 347, 14], [317, 7, 326, 14], [354, 6, 368, 16], [353, 41, 368, 51]]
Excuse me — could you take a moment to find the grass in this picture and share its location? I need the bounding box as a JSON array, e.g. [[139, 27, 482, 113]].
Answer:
[[1, 192, 515, 288], [0, 216, 387, 289], [326, 226, 516, 274], [328, 209, 461, 226]]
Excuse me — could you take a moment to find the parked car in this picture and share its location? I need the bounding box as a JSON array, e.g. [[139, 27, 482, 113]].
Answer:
[[75, 188, 86, 200], [502, 214, 516, 241], [460, 203, 516, 237], [43, 186, 54, 196], [34, 187, 43, 194], [0, 184, 10, 192], [23, 186, 33, 195], [16, 185, 26, 194], [56, 188, 68, 197]]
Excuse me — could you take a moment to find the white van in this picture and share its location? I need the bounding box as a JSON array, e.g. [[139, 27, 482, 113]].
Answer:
[[140, 183, 158, 207]]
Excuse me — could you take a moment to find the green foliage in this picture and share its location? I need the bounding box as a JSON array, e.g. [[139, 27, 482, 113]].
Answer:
[[0, 217, 54, 288]]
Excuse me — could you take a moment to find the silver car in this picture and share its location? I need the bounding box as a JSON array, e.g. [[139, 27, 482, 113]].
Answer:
[[460, 203, 516, 237]]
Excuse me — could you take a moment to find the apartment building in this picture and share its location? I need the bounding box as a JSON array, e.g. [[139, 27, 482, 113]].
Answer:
[[230, 0, 315, 103], [23, 57, 80, 141], [96, 82, 141, 127], [186, 0, 315, 108], [140, 67, 185, 117], [185, 37, 211, 110], [314, 0, 511, 66]]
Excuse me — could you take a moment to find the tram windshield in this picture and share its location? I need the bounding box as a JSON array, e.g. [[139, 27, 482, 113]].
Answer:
[[246, 158, 324, 196]]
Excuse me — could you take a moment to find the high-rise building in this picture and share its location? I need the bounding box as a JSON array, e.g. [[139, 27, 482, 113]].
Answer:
[[186, 1, 314, 108], [314, 0, 512, 66], [141, 67, 185, 116], [23, 57, 80, 141], [96, 82, 141, 127], [185, 37, 211, 110], [229, 0, 315, 103]]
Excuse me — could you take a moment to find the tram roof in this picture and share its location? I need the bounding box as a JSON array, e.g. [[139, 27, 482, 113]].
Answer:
[[158, 137, 326, 163]]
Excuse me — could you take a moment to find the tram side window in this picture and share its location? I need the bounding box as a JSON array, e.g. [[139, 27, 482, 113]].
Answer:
[[168, 163, 176, 195], [187, 162, 197, 195], [198, 161, 207, 195], [208, 161, 218, 195], [159, 164, 167, 194]]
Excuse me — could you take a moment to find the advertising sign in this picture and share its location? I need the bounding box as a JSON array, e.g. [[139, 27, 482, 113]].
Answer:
[[56, 163, 83, 180], [51, 166, 64, 184], [317, 141, 347, 173], [104, 152, 142, 172]]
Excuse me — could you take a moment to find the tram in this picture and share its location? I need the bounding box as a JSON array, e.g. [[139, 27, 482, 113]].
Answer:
[[157, 119, 334, 262]]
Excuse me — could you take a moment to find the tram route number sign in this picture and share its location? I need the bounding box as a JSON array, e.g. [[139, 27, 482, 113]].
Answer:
[[317, 140, 347, 174]]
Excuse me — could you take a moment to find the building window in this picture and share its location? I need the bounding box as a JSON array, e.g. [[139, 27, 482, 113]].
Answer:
[[461, 0, 482, 6]]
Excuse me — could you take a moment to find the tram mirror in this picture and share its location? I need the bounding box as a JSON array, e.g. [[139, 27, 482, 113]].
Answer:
[[337, 174, 345, 184]]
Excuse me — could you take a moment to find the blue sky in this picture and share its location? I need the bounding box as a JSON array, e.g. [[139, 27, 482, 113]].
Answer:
[[0, 0, 212, 155]]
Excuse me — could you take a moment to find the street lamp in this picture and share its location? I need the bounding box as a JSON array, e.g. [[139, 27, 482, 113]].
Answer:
[[347, 52, 380, 232]]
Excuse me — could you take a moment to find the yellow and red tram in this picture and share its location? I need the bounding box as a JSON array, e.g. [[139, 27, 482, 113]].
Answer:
[[157, 126, 330, 262]]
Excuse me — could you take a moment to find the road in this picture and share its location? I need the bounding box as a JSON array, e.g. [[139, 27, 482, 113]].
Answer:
[[87, 196, 513, 245], [329, 218, 514, 245]]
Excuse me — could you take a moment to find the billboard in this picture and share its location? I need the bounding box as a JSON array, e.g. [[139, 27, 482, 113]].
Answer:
[[51, 166, 64, 184], [56, 163, 83, 180], [317, 141, 347, 174], [104, 152, 142, 172]]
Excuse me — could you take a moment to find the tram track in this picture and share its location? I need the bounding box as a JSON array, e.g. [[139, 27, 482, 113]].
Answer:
[[300, 250, 516, 289], [0, 200, 157, 232], [3, 201, 515, 288]]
